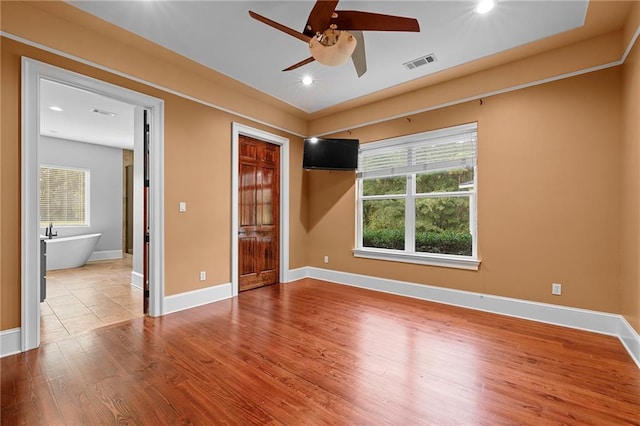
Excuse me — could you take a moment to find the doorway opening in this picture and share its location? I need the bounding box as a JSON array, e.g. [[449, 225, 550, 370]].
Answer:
[[37, 79, 142, 343], [22, 58, 165, 352]]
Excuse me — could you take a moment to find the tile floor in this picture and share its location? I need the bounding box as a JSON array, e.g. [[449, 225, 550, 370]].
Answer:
[[41, 257, 144, 343]]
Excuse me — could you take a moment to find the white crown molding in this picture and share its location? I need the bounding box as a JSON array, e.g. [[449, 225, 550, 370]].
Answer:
[[0, 31, 307, 138], [314, 23, 640, 137], [621, 24, 640, 63], [3, 22, 639, 139]]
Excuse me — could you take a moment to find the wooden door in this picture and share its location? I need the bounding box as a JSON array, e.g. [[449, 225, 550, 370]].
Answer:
[[238, 136, 280, 291]]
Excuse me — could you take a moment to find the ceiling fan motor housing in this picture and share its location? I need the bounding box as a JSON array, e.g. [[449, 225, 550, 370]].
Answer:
[[309, 30, 357, 66], [248, 1, 420, 75]]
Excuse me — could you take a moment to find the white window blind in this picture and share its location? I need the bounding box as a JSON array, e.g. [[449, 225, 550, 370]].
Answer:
[[40, 166, 89, 226], [358, 123, 477, 179]]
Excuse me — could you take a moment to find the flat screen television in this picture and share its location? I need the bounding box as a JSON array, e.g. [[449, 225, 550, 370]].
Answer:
[[302, 138, 359, 171]]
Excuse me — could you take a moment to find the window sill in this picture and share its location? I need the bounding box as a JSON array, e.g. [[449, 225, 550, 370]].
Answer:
[[352, 248, 481, 271]]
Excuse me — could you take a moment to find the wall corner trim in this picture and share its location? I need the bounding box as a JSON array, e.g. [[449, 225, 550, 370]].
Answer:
[[286, 267, 309, 282], [1, 328, 23, 358], [163, 283, 233, 316], [301, 266, 640, 369], [619, 317, 640, 368], [131, 271, 143, 290]]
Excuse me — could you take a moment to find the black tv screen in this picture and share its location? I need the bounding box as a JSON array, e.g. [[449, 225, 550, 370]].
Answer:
[[302, 138, 359, 171]]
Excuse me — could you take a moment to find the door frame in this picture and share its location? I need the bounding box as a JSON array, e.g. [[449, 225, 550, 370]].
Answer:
[[21, 58, 165, 352], [231, 123, 289, 296]]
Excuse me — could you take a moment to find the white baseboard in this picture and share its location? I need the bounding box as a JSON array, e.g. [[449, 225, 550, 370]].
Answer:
[[131, 271, 143, 290], [286, 267, 308, 282], [6, 266, 639, 368], [1, 328, 22, 358], [619, 318, 640, 368], [163, 282, 233, 315], [302, 266, 640, 369], [89, 250, 123, 262], [2, 282, 233, 358]]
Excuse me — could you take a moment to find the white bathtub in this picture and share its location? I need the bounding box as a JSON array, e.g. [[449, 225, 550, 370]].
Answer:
[[42, 233, 102, 271]]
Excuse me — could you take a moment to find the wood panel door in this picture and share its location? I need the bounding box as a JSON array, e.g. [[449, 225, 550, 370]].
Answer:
[[238, 136, 280, 291]]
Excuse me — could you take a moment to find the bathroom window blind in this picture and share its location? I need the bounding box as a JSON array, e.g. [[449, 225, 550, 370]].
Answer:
[[40, 166, 89, 227]]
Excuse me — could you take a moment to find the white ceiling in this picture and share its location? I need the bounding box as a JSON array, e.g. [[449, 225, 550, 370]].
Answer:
[[41, 79, 136, 149], [44, 0, 589, 146]]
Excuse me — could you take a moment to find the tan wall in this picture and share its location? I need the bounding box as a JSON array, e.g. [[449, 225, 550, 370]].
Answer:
[[1, 37, 22, 331], [621, 12, 640, 330], [623, 1, 640, 49], [309, 68, 623, 313], [1, 0, 636, 334], [0, 37, 307, 330], [308, 31, 624, 136]]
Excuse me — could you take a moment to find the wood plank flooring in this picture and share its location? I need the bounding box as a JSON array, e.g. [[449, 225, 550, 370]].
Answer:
[[2, 279, 640, 425]]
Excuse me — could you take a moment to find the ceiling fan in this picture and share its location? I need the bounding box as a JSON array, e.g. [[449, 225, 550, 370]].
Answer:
[[249, 1, 420, 77]]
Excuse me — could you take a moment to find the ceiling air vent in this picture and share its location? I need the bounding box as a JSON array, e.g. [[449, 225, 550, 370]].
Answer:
[[92, 108, 117, 117], [404, 54, 437, 70]]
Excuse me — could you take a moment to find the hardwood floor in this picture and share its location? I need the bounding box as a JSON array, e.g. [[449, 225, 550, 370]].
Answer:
[[41, 258, 143, 343], [2, 279, 640, 425]]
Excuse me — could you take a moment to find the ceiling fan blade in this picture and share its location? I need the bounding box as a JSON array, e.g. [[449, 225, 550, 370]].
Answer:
[[249, 11, 311, 43], [283, 57, 316, 72], [331, 11, 420, 32], [303, 0, 340, 37], [350, 31, 367, 78]]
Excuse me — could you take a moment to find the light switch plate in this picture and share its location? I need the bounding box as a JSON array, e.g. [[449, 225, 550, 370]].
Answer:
[[179, 202, 186, 212]]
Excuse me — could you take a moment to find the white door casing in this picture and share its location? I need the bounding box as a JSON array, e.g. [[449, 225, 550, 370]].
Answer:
[[21, 58, 165, 351]]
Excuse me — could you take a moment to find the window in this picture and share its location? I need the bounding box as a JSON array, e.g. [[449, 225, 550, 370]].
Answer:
[[354, 123, 479, 270], [40, 166, 90, 227]]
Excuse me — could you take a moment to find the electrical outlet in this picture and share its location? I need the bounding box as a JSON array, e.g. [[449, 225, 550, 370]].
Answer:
[[552, 283, 562, 295], [199, 271, 206, 281], [323, 255, 329, 264]]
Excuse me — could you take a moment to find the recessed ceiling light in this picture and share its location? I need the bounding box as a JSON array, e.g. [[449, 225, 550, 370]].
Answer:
[[48, 106, 63, 112], [301, 75, 314, 86], [475, 0, 496, 14]]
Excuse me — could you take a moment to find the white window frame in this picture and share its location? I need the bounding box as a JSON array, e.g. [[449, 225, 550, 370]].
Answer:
[[39, 164, 91, 228], [353, 123, 480, 270]]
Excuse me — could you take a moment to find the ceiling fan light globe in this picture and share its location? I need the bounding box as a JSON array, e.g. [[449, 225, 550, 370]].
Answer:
[[309, 31, 357, 66]]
